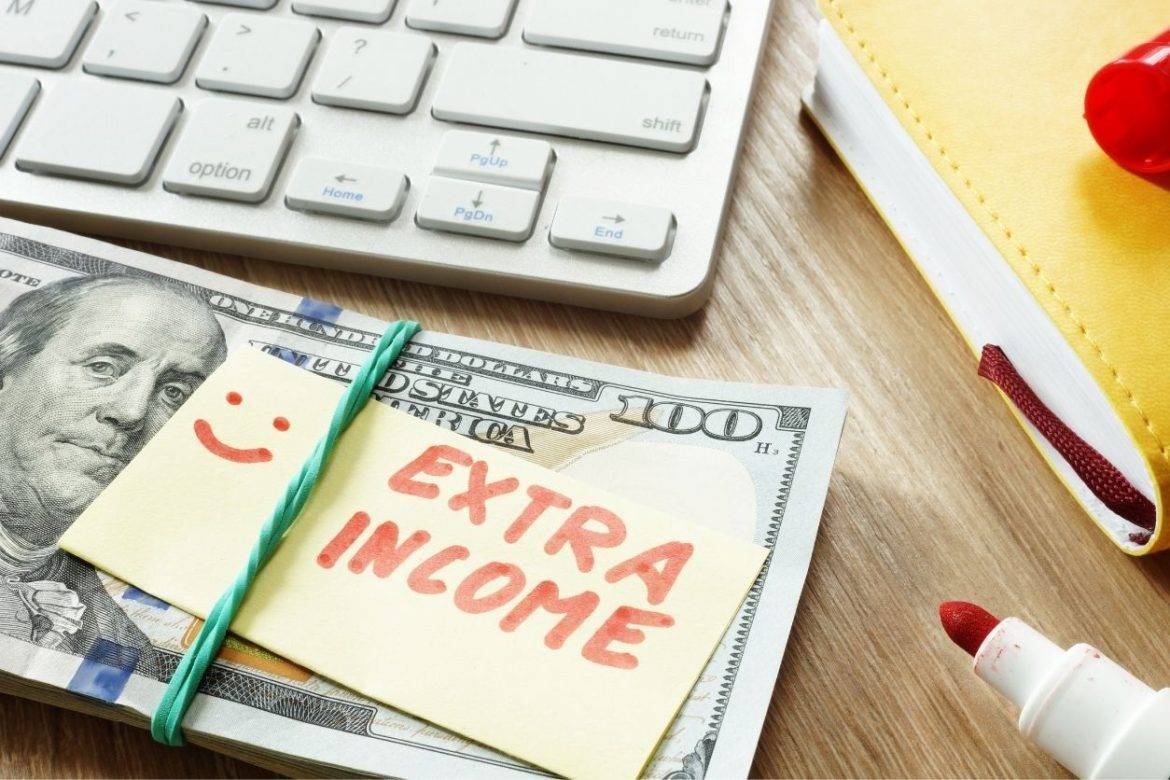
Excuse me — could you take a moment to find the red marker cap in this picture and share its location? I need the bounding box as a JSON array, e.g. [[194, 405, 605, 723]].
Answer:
[[1085, 29, 1170, 175]]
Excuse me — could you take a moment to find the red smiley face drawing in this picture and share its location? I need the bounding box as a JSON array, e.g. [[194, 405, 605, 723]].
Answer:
[[193, 391, 291, 464]]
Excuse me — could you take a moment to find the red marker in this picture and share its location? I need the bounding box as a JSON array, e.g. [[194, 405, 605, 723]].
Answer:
[[939, 601, 1170, 778], [1085, 29, 1170, 175]]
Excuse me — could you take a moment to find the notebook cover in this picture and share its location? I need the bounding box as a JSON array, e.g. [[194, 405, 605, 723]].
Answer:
[[819, 0, 1170, 553]]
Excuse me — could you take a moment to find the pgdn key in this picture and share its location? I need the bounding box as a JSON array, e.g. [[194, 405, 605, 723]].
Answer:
[[416, 177, 539, 242]]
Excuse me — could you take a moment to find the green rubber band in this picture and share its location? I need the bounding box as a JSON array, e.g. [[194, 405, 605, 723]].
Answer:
[[150, 320, 421, 746]]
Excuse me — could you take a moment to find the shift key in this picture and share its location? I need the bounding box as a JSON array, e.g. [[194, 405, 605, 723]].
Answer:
[[163, 99, 299, 203], [432, 43, 707, 153]]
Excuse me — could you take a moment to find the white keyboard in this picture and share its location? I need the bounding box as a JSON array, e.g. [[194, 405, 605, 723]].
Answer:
[[0, 0, 774, 316]]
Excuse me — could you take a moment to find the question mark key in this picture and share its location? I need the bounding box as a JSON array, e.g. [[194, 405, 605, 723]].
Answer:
[[310, 29, 436, 114]]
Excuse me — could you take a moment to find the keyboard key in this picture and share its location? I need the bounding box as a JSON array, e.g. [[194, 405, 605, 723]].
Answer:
[[550, 197, 675, 261], [293, 0, 396, 23], [311, 28, 433, 114], [416, 177, 538, 241], [82, 1, 207, 84], [404, 0, 516, 39], [432, 44, 707, 153], [188, 0, 276, 11], [0, 0, 96, 68], [0, 74, 38, 159], [162, 99, 298, 203], [195, 14, 319, 99], [432, 130, 552, 190], [285, 158, 408, 221], [525, 0, 728, 66], [15, 80, 179, 184]]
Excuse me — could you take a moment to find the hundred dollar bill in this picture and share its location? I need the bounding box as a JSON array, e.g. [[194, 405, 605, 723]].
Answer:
[[0, 217, 845, 778]]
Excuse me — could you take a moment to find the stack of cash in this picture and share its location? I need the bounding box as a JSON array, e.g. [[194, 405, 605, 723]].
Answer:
[[0, 218, 845, 778]]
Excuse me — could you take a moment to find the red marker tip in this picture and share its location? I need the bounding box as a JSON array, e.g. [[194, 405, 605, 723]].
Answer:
[[939, 601, 1001, 658]]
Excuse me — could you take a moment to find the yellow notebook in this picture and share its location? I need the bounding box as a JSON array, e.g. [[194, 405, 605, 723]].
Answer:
[[807, 1, 1170, 554]]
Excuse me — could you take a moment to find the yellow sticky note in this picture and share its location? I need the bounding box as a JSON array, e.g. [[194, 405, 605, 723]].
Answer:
[[61, 348, 768, 778]]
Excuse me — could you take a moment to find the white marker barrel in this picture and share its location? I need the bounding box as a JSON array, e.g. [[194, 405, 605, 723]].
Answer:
[[974, 618, 1062, 706], [973, 617, 1170, 779]]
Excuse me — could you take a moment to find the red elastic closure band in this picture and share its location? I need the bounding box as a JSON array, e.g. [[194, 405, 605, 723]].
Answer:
[[978, 345, 1156, 545]]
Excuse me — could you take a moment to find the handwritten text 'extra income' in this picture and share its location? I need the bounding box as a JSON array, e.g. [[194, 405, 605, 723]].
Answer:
[[316, 444, 695, 670]]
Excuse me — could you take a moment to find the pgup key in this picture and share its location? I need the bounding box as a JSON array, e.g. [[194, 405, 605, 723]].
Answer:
[[433, 131, 553, 191], [163, 99, 298, 203], [416, 177, 539, 242]]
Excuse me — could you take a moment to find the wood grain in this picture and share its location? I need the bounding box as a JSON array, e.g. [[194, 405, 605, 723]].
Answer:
[[4, 1, 1170, 777]]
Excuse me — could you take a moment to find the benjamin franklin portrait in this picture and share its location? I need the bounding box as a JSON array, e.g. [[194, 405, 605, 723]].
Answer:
[[0, 274, 226, 679]]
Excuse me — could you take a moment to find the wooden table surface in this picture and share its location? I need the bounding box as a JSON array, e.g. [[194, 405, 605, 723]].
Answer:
[[5, 1, 1170, 777]]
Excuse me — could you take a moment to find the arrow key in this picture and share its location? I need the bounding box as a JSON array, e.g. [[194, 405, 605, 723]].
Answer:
[[550, 197, 675, 262], [432, 130, 552, 191], [285, 157, 409, 222], [416, 177, 539, 242]]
